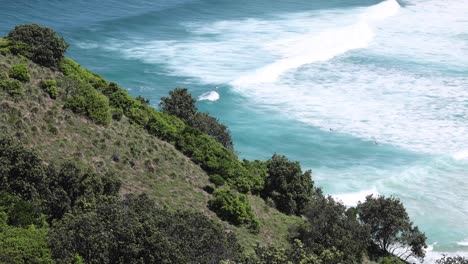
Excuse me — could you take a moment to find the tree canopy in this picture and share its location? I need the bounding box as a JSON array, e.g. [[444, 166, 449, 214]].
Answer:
[[293, 195, 370, 263], [49, 194, 242, 264], [262, 154, 315, 215], [357, 195, 427, 262], [6, 24, 69, 68]]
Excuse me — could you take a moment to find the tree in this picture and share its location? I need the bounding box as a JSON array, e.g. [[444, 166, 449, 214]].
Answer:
[[191, 112, 233, 148], [293, 195, 370, 263], [262, 154, 314, 215], [49, 194, 242, 264], [6, 24, 69, 68], [357, 195, 427, 262], [160, 88, 197, 123], [0, 137, 49, 201], [0, 212, 52, 264]]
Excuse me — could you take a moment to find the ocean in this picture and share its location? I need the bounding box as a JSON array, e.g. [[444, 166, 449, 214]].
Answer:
[[1, 0, 467, 260]]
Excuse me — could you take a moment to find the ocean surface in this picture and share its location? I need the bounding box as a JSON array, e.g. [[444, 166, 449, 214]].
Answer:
[[1, 0, 467, 261]]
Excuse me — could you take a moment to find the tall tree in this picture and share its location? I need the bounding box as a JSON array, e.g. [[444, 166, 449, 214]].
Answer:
[[159, 88, 197, 123], [293, 196, 370, 263], [262, 154, 314, 215], [357, 195, 427, 262]]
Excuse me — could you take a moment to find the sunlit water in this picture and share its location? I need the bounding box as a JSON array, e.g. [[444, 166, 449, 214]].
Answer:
[[1, 0, 467, 260]]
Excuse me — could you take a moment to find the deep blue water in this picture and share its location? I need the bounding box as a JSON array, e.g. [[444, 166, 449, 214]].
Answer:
[[1, 0, 467, 259]]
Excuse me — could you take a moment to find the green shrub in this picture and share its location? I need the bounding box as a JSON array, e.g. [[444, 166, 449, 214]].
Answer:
[[63, 78, 111, 125], [378, 256, 405, 264], [40, 79, 58, 99], [0, 72, 8, 80], [6, 24, 69, 68], [0, 214, 53, 264], [0, 79, 24, 96], [59, 58, 107, 90], [9, 64, 30, 82], [262, 154, 315, 215], [209, 174, 225, 187], [0, 38, 30, 56], [111, 107, 123, 121], [208, 188, 259, 232]]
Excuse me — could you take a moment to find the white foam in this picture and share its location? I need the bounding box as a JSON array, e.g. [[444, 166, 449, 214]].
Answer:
[[332, 187, 379, 207], [233, 0, 400, 85], [102, 0, 468, 156], [198, 91, 220, 101], [452, 151, 468, 161], [458, 239, 468, 247]]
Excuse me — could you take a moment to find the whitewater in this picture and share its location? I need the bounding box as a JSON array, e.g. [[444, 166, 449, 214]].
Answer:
[[1, 0, 467, 261]]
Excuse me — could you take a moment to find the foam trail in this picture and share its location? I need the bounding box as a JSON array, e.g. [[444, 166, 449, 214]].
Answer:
[[458, 239, 468, 246], [332, 187, 379, 207], [198, 91, 220, 101], [232, 0, 400, 85]]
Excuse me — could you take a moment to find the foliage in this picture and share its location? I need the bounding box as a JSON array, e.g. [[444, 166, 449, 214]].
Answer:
[[357, 195, 427, 262], [0, 137, 120, 221], [238, 159, 268, 194], [9, 64, 30, 82], [436, 255, 468, 264], [40, 79, 58, 99], [160, 88, 234, 148], [377, 256, 406, 264], [49, 194, 242, 264], [262, 154, 314, 215], [244, 239, 335, 264], [6, 24, 69, 68], [191, 112, 233, 148], [135, 95, 150, 105], [0, 78, 24, 96], [45, 162, 120, 220], [293, 195, 370, 263], [160, 87, 197, 123], [63, 77, 111, 125], [208, 189, 259, 232], [0, 37, 31, 56], [60, 58, 107, 91], [210, 174, 226, 186], [0, 214, 53, 264], [0, 193, 45, 227], [0, 137, 49, 201]]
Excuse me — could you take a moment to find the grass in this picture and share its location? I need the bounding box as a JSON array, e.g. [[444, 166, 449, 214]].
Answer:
[[0, 52, 303, 252]]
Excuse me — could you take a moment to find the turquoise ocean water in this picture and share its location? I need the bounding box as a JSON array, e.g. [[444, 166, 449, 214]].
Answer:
[[1, 0, 467, 260]]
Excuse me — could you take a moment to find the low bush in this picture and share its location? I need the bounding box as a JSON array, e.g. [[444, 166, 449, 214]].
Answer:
[[63, 78, 111, 125], [59, 58, 107, 90], [9, 64, 30, 82], [208, 188, 259, 232], [40, 79, 58, 99], [0, 79, 24, 96], [209, 174, 225, 187]]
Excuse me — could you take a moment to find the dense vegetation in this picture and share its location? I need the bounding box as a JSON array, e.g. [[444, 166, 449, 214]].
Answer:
[[0, 23, 447, 264], [6, 24, 69, 68]]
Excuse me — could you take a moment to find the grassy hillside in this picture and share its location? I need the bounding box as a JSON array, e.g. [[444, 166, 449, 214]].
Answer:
[[0, 25, 432, 264], [0, 51, 302, 252]]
